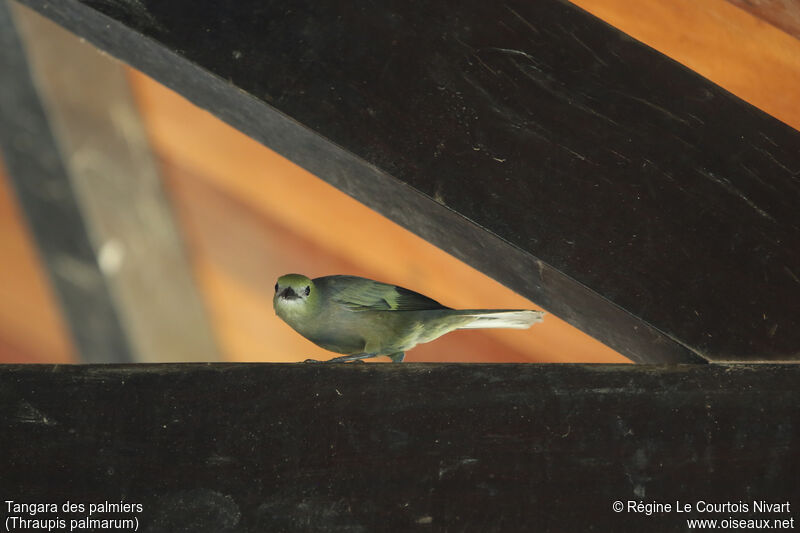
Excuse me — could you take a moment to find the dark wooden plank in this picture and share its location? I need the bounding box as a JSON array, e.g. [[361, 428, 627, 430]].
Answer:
[[1, 363, 798, 531], [13, 0, 800, 363], [0, 0, 132, 363]]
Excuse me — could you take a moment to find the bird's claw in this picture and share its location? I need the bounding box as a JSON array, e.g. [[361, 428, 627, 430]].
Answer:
[[303, 357, 366, 364]]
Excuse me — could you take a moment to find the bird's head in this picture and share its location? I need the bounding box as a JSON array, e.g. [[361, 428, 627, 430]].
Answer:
[[273, 273, 318, 319]]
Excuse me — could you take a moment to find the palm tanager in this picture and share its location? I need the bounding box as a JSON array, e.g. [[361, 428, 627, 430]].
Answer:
[[273, 273, 544, 362]]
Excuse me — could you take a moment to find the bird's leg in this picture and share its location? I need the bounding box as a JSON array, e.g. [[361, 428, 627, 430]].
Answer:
[[302, 357, 363, 363], [303, 352, 403, 363], [324, 353, 378, 363], [302, 357, 360, 363]]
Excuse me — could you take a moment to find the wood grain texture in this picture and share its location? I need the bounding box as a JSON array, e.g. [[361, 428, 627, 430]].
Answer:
[[1, 363, 797, 531], [0, 161, 74, 363], [14, 0, 800, 363], [136, 72, 627, 363], [572, 0, 800, 131]]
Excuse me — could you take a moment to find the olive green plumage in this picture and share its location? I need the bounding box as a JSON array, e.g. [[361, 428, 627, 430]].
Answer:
[[273, 273, 545, 362]]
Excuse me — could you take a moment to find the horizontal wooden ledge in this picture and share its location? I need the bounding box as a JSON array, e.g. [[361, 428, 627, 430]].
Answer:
[[2, 360, 799, 382], [1, 360, 797, 381], [1, 363, 797, 532]]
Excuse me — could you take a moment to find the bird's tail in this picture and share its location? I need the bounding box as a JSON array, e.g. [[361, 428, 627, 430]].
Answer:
[[455, 310, 545, 330]]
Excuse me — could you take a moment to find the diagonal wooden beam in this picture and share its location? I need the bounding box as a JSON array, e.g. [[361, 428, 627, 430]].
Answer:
[[0, 1, 221, 362], [0, 0, 131, 362], [10, 0, 800, 363]]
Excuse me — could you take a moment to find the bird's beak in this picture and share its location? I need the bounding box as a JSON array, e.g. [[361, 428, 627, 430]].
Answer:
[[280, 287, 298, 300]]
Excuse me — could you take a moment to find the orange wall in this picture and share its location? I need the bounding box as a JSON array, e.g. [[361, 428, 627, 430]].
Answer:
[[0, 159, 75, 363]]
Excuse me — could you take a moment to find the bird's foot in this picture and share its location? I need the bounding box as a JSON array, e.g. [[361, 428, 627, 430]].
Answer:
[[303, 357, 365, 363], [388, 352, 405, 363], [304, 352, 403, 363], [325, 353, 375, 363]]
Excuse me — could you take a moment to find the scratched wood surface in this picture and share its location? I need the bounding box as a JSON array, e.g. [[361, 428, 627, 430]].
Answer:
[[1, 363, 798, 531], [128, 0, 800, 364], [3, 0, 800, 364], [572, 0, 800, 131], [30, 0, 795, 363]]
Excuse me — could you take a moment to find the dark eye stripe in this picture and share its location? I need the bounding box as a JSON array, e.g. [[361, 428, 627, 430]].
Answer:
[[304, 286, 310, 296]]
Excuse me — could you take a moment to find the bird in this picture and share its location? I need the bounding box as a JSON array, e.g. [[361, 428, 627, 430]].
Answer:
[[273, 273, 544, 362]]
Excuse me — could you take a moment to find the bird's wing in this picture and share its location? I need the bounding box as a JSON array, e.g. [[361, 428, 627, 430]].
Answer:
[[320, 276, 448, 312]]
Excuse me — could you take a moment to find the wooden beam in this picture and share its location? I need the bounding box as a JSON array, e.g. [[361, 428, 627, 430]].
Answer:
[[570, 0, 800, 130], [0, 0, 131, 362], [1, 363, 797, 530], [12, 0, 800, 363], [6, 3, 221, 362]]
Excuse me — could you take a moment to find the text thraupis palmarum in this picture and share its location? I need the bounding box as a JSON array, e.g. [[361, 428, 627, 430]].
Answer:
[[273, 273, 544, 362]]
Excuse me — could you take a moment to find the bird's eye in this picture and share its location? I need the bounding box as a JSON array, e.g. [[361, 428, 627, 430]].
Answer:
[[274, 283, 279, 293], [304, 286, 310, 296]]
